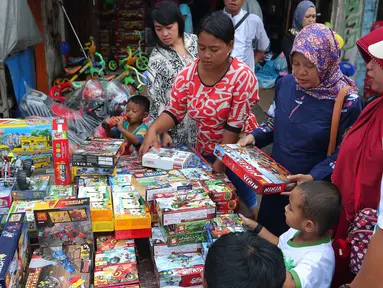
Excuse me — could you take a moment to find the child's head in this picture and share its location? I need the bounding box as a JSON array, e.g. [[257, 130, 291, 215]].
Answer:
[[285, 181, 342, 236], [125, 95, 150, 125]]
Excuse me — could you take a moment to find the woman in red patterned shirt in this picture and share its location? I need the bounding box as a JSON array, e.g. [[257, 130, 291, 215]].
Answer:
[[140, 11, 260, 216]]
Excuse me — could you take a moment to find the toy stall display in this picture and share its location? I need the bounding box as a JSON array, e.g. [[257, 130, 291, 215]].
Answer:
[[142, 148, 193, 170]]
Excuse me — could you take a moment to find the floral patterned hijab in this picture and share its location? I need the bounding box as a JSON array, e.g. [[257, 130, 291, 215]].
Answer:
[[291, 23, 358, 100]]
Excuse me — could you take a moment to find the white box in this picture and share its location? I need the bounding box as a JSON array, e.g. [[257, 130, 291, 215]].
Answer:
[[142, 148, 193, 170]]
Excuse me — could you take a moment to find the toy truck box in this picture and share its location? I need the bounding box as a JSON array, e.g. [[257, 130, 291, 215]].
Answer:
[[71, 137, 125, 168], [156, 189, 216, 226], [95, 246, 136, 267], [46, 185, 75, 200], [0, 184, 12, 214], [154, 253, 204, 287], [25, 244, 93, 288], [150, 226, 202, 256], [78, 186, 113, 221], [8, 200, 39, 232], [0, 213, 29, 288], [33, 198, 93, 248], [214, 144, 295, 194], [113, 192, 151, 231], [52, 118, 71, 185], [94, 262, 139, 287], [0, 118, 52, 158], [11, 175, 50, 200], [142, 148, 193, 170], [209, 214, 245, 239], [96, 235, 135, 252]]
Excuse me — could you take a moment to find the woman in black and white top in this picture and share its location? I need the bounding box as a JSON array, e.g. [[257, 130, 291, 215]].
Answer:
[[147, 1, 198, 147]]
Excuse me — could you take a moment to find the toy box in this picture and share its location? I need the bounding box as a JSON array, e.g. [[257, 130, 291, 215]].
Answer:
[[161, 226, 207, 247], [154, 253, 204, 287], [78, 186, 113, 221], [0, 184, 12, 214], [25, 244, 93, 288], [76, 175, 109, 187], [94, 262, 139, 287], [71, 166, 117, 179], [52, 118, 71, 185], [215, 194, 240, 213], [151, 226, 202, 256], [11, 175, 50, 200], [46, 185, 75, 199], [202, 179, 236, 202], [96, 235, 135, 252], [8, 200, 39, 232], [0, 118, 52, 158], [72, 137, 125, 168], [109, 174, 136, 193], [95, 246, 136, 267], [33, 198, 93, 248], [214, 144, 295, 194], [156, 190, 216, 226], [0, 213, 29, 288], [115, 228, 152, 240], [117, 155, 155, 173], [181, 168, 211, 181], [142, 148, 193, 170], [92, 219, 115, 232], [174, 145, 213, 172], [209, 214, 245, 239], [113, 192, 151, 231]]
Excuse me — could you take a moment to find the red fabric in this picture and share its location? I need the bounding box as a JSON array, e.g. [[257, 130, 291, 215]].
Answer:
[[331, 27, 383, 287], [165, 58, 259, 156]]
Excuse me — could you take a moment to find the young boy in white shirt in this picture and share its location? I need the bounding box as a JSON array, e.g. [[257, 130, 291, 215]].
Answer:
[[241, 181, 342, 288], [223, 0, 269, 69]]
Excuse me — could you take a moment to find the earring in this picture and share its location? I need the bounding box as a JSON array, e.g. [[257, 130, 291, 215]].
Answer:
[[227, 51, 231, 56]]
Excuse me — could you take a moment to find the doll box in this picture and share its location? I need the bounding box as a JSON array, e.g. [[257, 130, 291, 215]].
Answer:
[[214, 144, 295, 194], [142, 148, 193, 170]]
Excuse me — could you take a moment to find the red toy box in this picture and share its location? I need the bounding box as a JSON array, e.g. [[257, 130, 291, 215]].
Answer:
[[52, 118, 71, 185]]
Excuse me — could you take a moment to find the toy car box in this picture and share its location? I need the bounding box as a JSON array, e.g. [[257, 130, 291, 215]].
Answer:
[[0, 184, 12, 214], [11, 175, 50, 200], [0, 213, 29, 288], [154, 253, 204, 287], [113, 192, 151, 231], [46, 185, 75, 199], [0, 118, 52, 158], [94, 262, 139, 287], [8, 200, 39, 232], [150, 226, 202, 256], [71, 137, 125, 168], [156, 189, 216, 226], [95, 246, 136, 267], [214, 144, 295, 194], [33, 198, 94, 248], [142, 148, 193, 170], [25, 244, 93, 288], [78, 186, 113, 221]]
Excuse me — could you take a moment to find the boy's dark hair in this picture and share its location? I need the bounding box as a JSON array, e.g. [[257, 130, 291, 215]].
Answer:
[[127, 95, 150, 113], [151, 1, 185, 48], [205, 232, 286, 288], [299, 181, 342, 235], [199, 11, 234, 45]]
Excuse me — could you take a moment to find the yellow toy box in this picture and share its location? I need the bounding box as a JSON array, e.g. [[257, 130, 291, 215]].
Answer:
[[92, 218, 115, 232], [78, 185, 113, 221]]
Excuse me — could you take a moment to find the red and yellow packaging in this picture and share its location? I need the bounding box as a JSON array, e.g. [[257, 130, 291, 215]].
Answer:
[[52, 118, 71, 185]]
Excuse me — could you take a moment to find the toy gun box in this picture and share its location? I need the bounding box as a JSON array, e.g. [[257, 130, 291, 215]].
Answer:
[[214, 144, 295, 194], [78, 186, 113, 221], [142, 148, 193, 170], [156, 189, 216, 226], [150, 226, 202, 256], [11, 175, 50, 200], [0, 213, 29, 288], [33, 198, 93, 248], [71, 137, 125, 168], [52, 118, 71, 185]]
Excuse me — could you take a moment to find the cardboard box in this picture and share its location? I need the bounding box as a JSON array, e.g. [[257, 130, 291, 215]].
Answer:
[[33, 198, 94, 248], [11, 175, 50, 200], [115, 228, 151, 239], [154, 253, 204, 287], [109, 174, 135, 193], [95, 246, 136, 267], [71, 166, 117, 179], [181, 168, 211, 181], [8, 200, 39, 232], [92, 219, 115, 232], [214, 144, 295, 194], [202, 179, 236, 202], [173, 145, 213, 172], [156, 189, 216, 226], [142, 148, 193, 170], [52, 118, 71, 185], [46, 185, 75, 199], [94, 262, 139, 287], [0, 184, 12, 214], [117, 155, 155, 174], [78, 186, 113, 221], [96, 236, 135, 252], [161, 226, 207, 247], [76, 175, 109, 187], [164, 219, 210, 235], [209, 214, 245, 239], [71, 137, 125, 168]]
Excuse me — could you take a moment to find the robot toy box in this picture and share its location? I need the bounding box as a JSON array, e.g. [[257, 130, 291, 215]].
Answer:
[[46, 185, 75, 200], [11, 175, 50, 200], [0, 213, 29, 288], [142, 148, 193, 170], [154, 253, 204, 287], [0, 184, 12, 214], [78, 186, 113, 221], [94, 262, 139, 287], [52, 118, 71, 185], [150, 226, 202, 256], [33, 198, 93, 248], [0, 117, 52, 159], [25, 244, 93, 288], [156, 189, 216, 226], [72, 137, 125, 168], [214, 144, 295, 194]]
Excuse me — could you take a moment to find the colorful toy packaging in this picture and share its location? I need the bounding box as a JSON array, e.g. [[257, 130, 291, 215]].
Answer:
[[180, 168, 211, 181], [11, 175, 50, 200], [33, 198, 93, 248], [0, 184, 12, 214], [78, 186, 113, 222], [174, 145, 213, 172], [160, 226, 207, 247], [0, 212, 29, 287], [52, 118, 71, 185], [209, 214, 245, 239], [72, 137, 125, 168], [76, 175, 109, 188], [109, 174, 135, 193], [142, 148, 193, 170], [96, 235, 135, 251], [8, 200, 39, 232], [214, 144, 295, 194], [71, 166, 117, 179], [94, 262, 140, 287], [46, 185, 75, 199], [117, 155, 155, 174], [154, 253, 204, 287]]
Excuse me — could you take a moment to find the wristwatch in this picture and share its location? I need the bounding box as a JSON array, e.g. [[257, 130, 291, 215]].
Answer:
[[253, 223, 263, 235]]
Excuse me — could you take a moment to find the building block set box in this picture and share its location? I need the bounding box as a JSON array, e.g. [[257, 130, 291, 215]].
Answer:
[[209, 214, 245, 239], [52, 118, 71, 185], [78, 185, 113, 221], [214, 144, 295, 194], [8, 200, 39, 232], [71, 137, 125, 168], [142, 148, 193, 170], [46, 185, 75, 199], [11, 175, 50, 200]]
